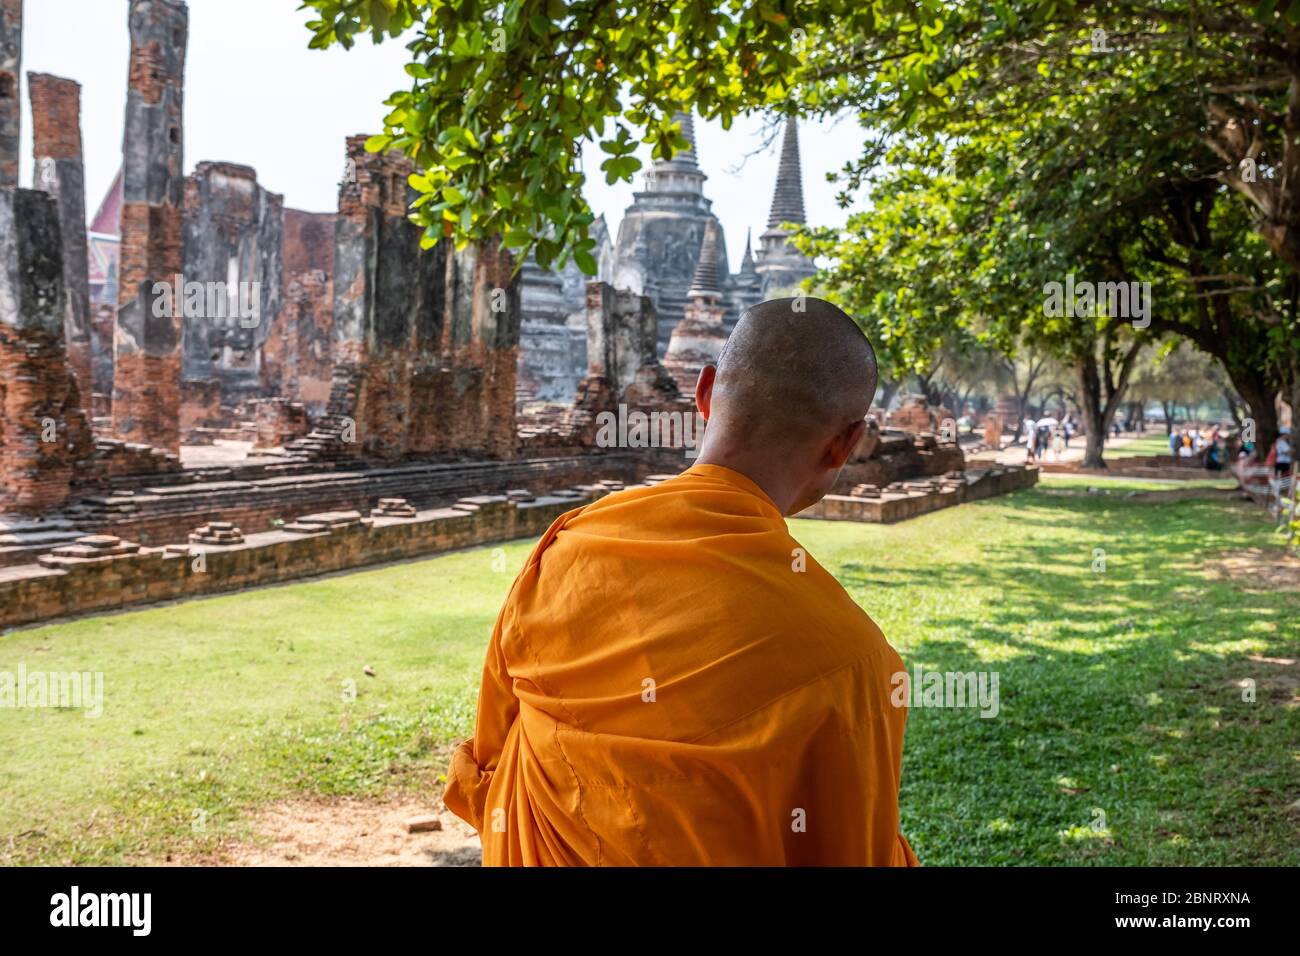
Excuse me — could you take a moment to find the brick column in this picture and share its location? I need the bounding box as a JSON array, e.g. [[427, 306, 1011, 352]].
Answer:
[[0, 188, 94, 514], [320, 135, 444, 460], [182, 161, 283, 412], [465, 237, 521, 458], [585, 281, 659, 396], [112, 0, 188, 453], [29, 73, 93, 404], [0, 0, 19, 188], [291, 136, 519, 462]]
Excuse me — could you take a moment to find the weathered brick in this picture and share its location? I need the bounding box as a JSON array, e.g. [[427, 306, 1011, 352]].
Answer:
[[0, 187, 94, 513], [112, 0, 188, 454], [29, 72, 93, 402], [0, 0, 19, 188]]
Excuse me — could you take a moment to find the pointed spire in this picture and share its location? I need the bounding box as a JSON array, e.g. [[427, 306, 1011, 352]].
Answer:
[[687, 219, 723, 300], [740, 227, 757, 273], [655, 110, 697, 168], [766, 115, 806, 228], [641, 109, 706, 196], [675, 111, 697, 165]]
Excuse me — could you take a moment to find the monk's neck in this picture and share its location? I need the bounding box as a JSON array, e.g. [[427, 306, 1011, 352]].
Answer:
[[692, 449, 805, 515]]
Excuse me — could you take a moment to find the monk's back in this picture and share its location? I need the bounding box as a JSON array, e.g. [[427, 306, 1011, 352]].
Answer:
[[513, 465, 898, 741], [467, 464, 915, 865]]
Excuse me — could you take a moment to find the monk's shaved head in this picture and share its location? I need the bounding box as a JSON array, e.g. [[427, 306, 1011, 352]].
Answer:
[[709, 297, 877, 451], [692, 296, 877, 514]]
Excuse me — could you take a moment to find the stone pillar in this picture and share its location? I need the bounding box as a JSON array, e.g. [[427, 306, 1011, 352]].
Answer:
[[29, 73, 93, 403], [321, 135, 443, 460], [0, 188, 94, 514], [112, 0, 188, 454], [458, 236, 521, 458], [181, 161, 283, 408], [584, 281, 660, 397], [271, 208, 334, 415], [0, 0, 19, 188], [289, 136, 522, 462]]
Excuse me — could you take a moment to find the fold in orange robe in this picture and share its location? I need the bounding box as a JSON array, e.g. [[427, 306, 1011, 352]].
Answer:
[[444, 463, 919, 866]]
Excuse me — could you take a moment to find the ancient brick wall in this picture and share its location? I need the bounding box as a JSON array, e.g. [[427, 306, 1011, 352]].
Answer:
[[112, 0, 188, 454], [585, 281, 660, 396], [251, 397, 309, 448], [834, 430, 965, 491], [178, 377, 223, 435], [887, 395, 936, 433], [0, 0, 19, 188], [801, 464, 1038, 524], [29, 72, 93, 403], [298, 136, 520, 462], [88, 302, 115, 418], [428, 237, 521, 458], [0, 188, 94, 514], [283, 207, 334, 275], [518, 280, 687, 453], [181, 161, 283, 409], [270, 209, 335, 414], [0, 484, 620, 628], [48, 452, 631, 553], [266, 267, 333, 415]]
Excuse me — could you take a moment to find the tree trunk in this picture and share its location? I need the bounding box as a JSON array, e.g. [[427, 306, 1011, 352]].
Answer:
[[878, 379, 898, 414], [1076, 336, 1139, 469], [1223, 389, 1244, 429], [1233, 372, 1280, 461], [1078, 357, 1109, 469]]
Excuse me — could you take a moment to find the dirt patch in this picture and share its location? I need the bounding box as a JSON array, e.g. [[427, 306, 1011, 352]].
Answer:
[[211, 796, 481, 867], [1202, 547, 1300, 591], [1224, 654, 1300, 711]]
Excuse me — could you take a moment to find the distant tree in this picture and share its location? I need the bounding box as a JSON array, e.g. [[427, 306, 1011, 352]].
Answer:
[[1128, 344, 1226, 434]]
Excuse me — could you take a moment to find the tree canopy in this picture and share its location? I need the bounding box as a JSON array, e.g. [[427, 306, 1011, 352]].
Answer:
[[301, 0, 1300, 460]]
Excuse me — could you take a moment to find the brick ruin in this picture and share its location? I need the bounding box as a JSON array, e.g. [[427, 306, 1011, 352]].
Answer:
[[266, 208, 334, 418], [284, 136, 520, 462], [180, 161, 283, 439], [0, 0, 18, 188], [28, 73, 92, 401], [0, 188, 94, 513], [0, 0, 1028, 629], [662, 218, 730, 394], [112, 0, 188, 454]]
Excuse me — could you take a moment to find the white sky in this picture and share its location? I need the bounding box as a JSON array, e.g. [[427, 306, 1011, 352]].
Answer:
[[19, 0, 865, 265]]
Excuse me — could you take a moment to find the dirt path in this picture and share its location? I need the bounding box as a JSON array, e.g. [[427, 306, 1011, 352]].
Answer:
[[211, 797, 481, 867], [1202, 546, 1300, 591]]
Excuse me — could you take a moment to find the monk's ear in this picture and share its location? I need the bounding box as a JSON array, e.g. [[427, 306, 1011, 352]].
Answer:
[[695, 365, 717, 420], [826, 418, 866, 469]]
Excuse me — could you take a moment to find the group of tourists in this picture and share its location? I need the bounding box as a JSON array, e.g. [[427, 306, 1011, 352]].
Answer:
[[1170, 425, 1221, 468], [1169, 423, 1293, 475], [1021, 414, 1077, 463]]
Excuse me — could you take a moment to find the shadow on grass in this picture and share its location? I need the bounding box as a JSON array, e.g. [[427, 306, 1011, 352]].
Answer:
[[832, 488, 1300, 866]]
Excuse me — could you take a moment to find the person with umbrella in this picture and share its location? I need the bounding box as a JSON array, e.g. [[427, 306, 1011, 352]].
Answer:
[[1035, 416, 1058, 461]]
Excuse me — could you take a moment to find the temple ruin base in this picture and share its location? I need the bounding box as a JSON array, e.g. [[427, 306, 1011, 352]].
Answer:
[[801, 464, 1039, 524]]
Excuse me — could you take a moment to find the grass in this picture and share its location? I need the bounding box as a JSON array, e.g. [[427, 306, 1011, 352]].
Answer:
[[1117, 430, 1192, 457], [1, 475, 1296, 865]]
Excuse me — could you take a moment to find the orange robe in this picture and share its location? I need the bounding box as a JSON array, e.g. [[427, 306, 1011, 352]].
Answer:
[[444, 463, 918, 866]]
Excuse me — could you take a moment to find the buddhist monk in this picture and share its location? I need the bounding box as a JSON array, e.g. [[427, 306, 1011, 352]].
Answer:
[[444, 296, 918, 866]]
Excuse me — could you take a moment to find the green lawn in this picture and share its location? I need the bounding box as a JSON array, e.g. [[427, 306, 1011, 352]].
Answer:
[[1117, 430, 1186, 457], [1, 475, 1296, 865]]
